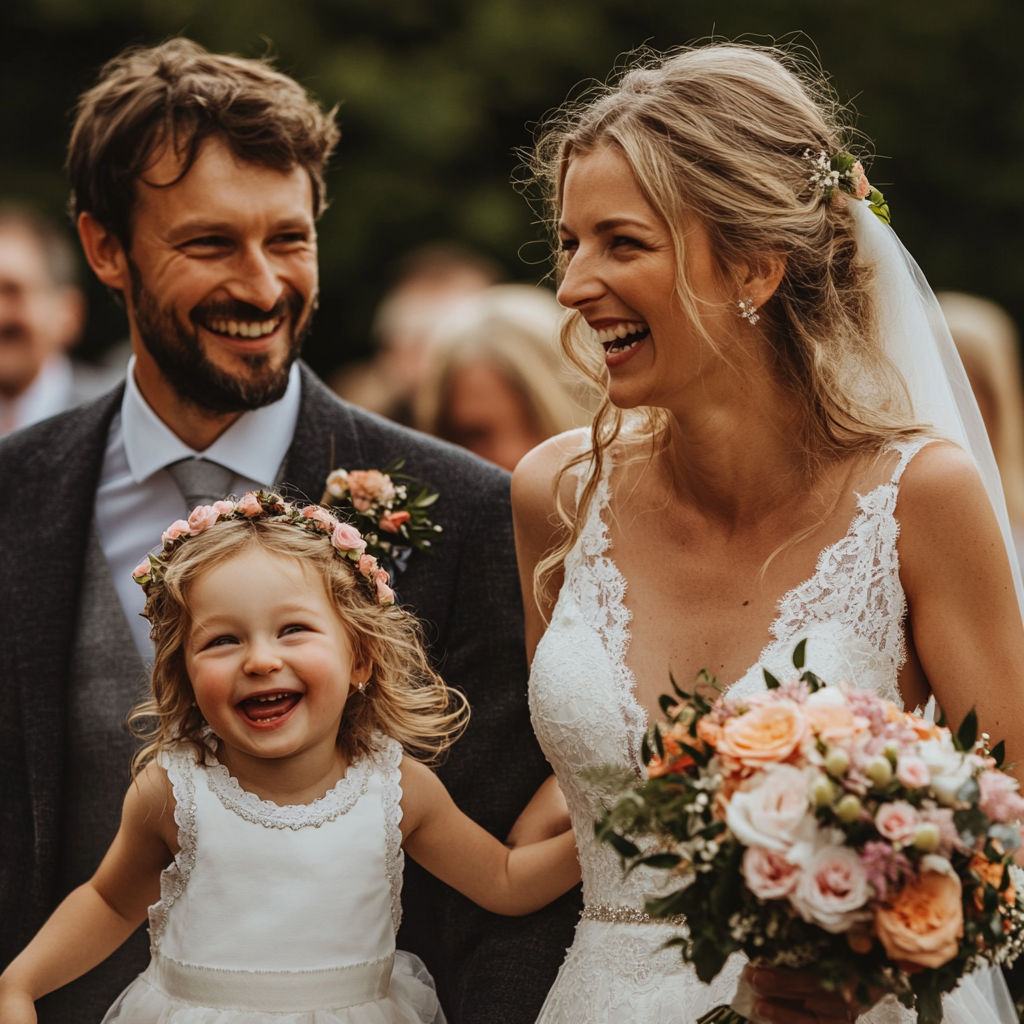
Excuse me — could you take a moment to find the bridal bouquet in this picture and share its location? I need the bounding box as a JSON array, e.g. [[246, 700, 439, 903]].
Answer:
[[592, 642, 1024, 1024]]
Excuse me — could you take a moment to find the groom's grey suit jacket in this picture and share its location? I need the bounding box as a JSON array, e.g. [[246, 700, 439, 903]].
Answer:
[[0, 364, 580, 1024]]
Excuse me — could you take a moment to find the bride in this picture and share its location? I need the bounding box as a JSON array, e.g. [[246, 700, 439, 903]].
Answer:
[[513, 43, 1024, 1024]]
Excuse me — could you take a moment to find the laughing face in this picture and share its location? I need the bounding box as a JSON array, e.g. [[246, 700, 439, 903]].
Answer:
[[556, 144, 736, 413], [122, 135, 319, 414], [184, 545, 367, 768]]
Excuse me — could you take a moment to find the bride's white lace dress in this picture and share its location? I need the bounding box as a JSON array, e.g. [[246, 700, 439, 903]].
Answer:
[[528, 438, 1017, 1023]]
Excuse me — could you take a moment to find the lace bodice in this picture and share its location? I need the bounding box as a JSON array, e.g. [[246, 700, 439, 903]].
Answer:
[[529, 438, 927, 920], [149, 736, 405, 970]]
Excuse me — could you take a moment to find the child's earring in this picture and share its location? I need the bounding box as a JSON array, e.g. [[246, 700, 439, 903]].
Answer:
[[737, 297, 760, 325], [356, 678, 368, 693]]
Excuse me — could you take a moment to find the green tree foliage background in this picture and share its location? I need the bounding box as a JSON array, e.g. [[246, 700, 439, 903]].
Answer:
[[2, 0, 1022, 379]]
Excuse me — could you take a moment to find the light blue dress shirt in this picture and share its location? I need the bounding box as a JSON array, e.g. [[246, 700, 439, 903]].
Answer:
[[94, 356, 302, 660]]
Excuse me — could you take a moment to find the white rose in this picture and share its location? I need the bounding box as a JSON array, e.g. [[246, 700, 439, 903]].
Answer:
[[805, 685, 847, 707], [918, 737, 972, 806], [789, 844, 870, 933], [726, 764, 816, 851]]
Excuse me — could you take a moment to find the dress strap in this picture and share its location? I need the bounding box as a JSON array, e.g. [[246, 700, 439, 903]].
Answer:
[[889, 437, 934, 486], [373, 735, 405, 935]]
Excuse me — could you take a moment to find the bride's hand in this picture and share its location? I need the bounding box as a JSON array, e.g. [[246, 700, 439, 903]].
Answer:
[[742, 964, 863, 1024]]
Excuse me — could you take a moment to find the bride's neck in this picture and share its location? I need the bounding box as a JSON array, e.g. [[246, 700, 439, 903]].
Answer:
[[656, 373, 816, 527]]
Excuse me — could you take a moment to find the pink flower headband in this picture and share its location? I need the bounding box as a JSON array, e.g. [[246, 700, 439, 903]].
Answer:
[[803, 149, 891, 224], [131, 491, 396, 608]]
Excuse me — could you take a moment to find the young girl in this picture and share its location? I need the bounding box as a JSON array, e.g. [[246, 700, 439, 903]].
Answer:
[[0, 493, 580, 1024]]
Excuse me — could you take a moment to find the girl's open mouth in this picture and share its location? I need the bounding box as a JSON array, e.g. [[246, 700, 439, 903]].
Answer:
[[237, 691, 303, 725]]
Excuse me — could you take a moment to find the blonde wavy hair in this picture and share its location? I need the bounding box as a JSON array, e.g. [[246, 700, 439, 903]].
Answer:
[[129, 516, 467, 773], [526, 43, 924, 602]]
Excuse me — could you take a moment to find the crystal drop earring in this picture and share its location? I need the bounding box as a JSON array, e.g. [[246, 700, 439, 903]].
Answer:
[[737, 297, 760, 325]]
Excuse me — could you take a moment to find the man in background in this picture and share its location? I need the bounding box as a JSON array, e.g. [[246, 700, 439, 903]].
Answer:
[[0, 204, 121, 435], [331, 241, 500, 424]]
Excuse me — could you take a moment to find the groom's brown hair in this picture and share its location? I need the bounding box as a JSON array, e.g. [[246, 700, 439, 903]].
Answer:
[[67, 38, 340, 245]]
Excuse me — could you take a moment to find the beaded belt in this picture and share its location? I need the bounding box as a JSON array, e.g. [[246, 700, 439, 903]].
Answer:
[[144, 952, 393, 1012], [581, 903, 687, 927]]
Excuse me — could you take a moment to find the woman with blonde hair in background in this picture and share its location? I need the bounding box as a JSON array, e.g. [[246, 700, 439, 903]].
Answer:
[[414, 284, 594, 471], [938, 291, 1024, 572], [514, 42, 1024, 1023]]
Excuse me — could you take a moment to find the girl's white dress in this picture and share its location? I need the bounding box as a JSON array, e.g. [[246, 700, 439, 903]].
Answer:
[[528, 439, 1019, 1024], [102, 736, 444, 1024]]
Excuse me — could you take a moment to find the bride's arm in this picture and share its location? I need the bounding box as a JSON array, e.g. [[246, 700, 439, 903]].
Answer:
[[511, 431, 584, 667], [897, 442, 1024, 777]]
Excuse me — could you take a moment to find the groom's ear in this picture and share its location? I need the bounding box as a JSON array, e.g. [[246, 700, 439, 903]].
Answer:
[[741, 253, 788, 308], [77, 211, 131, 297]]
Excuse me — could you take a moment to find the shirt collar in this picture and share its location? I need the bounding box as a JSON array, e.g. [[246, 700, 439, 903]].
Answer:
[[121, 355, 302, 486]]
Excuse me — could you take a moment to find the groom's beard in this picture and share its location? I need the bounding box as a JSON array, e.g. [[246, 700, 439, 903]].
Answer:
[[129, 261, 312, 415]]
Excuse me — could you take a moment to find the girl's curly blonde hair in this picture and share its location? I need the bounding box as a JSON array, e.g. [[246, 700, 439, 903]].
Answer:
[[129, 516, 467, 774]]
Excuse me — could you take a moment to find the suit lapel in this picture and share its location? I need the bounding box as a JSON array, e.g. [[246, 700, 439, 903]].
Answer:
[[9, 388, 123, 885]]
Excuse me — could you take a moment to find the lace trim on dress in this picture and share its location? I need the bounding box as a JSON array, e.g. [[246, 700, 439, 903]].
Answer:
[[564, 446, 647, 773], [149, 748, 198, 955], [375, 735, 405, 934], [204, 751, 373, 830]]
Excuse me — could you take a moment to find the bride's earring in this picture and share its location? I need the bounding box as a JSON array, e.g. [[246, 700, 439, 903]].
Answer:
[[356, 678, 368, 693], [737, 297, 760, 325]]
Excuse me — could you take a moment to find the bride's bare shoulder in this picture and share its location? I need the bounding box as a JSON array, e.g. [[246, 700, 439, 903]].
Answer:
[[512, 428, 590, 521]]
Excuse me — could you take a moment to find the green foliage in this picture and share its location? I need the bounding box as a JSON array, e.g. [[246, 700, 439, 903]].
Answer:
[[4, 0, 1024, 378]]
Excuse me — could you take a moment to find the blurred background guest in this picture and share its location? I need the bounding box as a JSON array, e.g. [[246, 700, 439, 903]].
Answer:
[[939, 291, 1024, 571], [0, 204, 121, 436], [331, 241, 502, 424], [413, 284, 594, 471]]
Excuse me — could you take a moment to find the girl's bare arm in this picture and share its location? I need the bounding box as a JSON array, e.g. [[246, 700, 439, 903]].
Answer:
[[0, 762, 176, 1018], [400, 757, 580, 916]]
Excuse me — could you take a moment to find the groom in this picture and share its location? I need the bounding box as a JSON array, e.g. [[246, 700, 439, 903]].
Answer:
[[0, 38, 577, 1024]]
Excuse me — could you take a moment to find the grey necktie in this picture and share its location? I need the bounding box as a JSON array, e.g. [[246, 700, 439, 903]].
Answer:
[[166, 457, 236, 512]]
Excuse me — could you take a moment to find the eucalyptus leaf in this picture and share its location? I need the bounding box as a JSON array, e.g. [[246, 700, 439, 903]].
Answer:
[[957, 708, 978, 752], [792, 638, 806, 670], [763, 668, 780, 690]]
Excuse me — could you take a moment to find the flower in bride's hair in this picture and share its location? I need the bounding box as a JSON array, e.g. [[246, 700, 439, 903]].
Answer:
[[378, 509, 411, 534], [325, 468, 350, 498], [357, 553, 378, 578], [237, 492, 262, 518], [375, 567, 395, 606], [187, 505, 221, 535], [332, 521, 367, 555], [789, 845, 870, 934], [301, 505, 338, 533], [726, 764, 815, 850], [717, 702, 809, 768], [162, 519, 190, 545], [742, 846, 800, 899], [132, 557, 152, 580]]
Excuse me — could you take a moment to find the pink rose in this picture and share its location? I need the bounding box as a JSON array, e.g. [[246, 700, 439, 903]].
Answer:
[[237, 492, 262, 518], [162, 519, 191, 545], [302, 505, 338, 533], [742, 846, 800, 900], [375, 568, 395, 605], [725, 764, 815, 850], [187, 505, 220, 534], [132, 557, 152, 580], [790, 845, 870, 933], [875, 801, 919, 845], [357, 554, 378, 578], [331, 521, 366, 554], [212, 500, 235, 516], [979, 770, 1024, 823], [378, 509, 411, 534], [347, 469, 395, 511], [896, 756, 930, 789]]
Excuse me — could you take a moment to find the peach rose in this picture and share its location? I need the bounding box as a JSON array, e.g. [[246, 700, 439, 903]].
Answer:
[[331, 522, 366, 554], [132, 557, 152, 580], [356, 554, 378, 578], [717, 703, 809, 768], [162, 519, 191, 545], [348, 469, 395, 511], [970, 853, 1014, 910], [378, 509, 411, 534], [212, 500, 235, 517], [874, 868, 963, 969], [302, 505, 338, 533], [375, 567, 395, 605], [696, 715, 723, 750], [187, 505, 220, 534], [237, 492, 262, 518], [804, 703, 862, 742]]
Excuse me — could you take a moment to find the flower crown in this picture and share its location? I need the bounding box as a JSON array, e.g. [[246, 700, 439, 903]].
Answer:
[[803, 149, 891, 224], [131, 491, 396, 608]]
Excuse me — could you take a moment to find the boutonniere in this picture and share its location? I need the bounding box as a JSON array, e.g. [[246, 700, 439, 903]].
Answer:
[[321, 459, 441, 572]]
